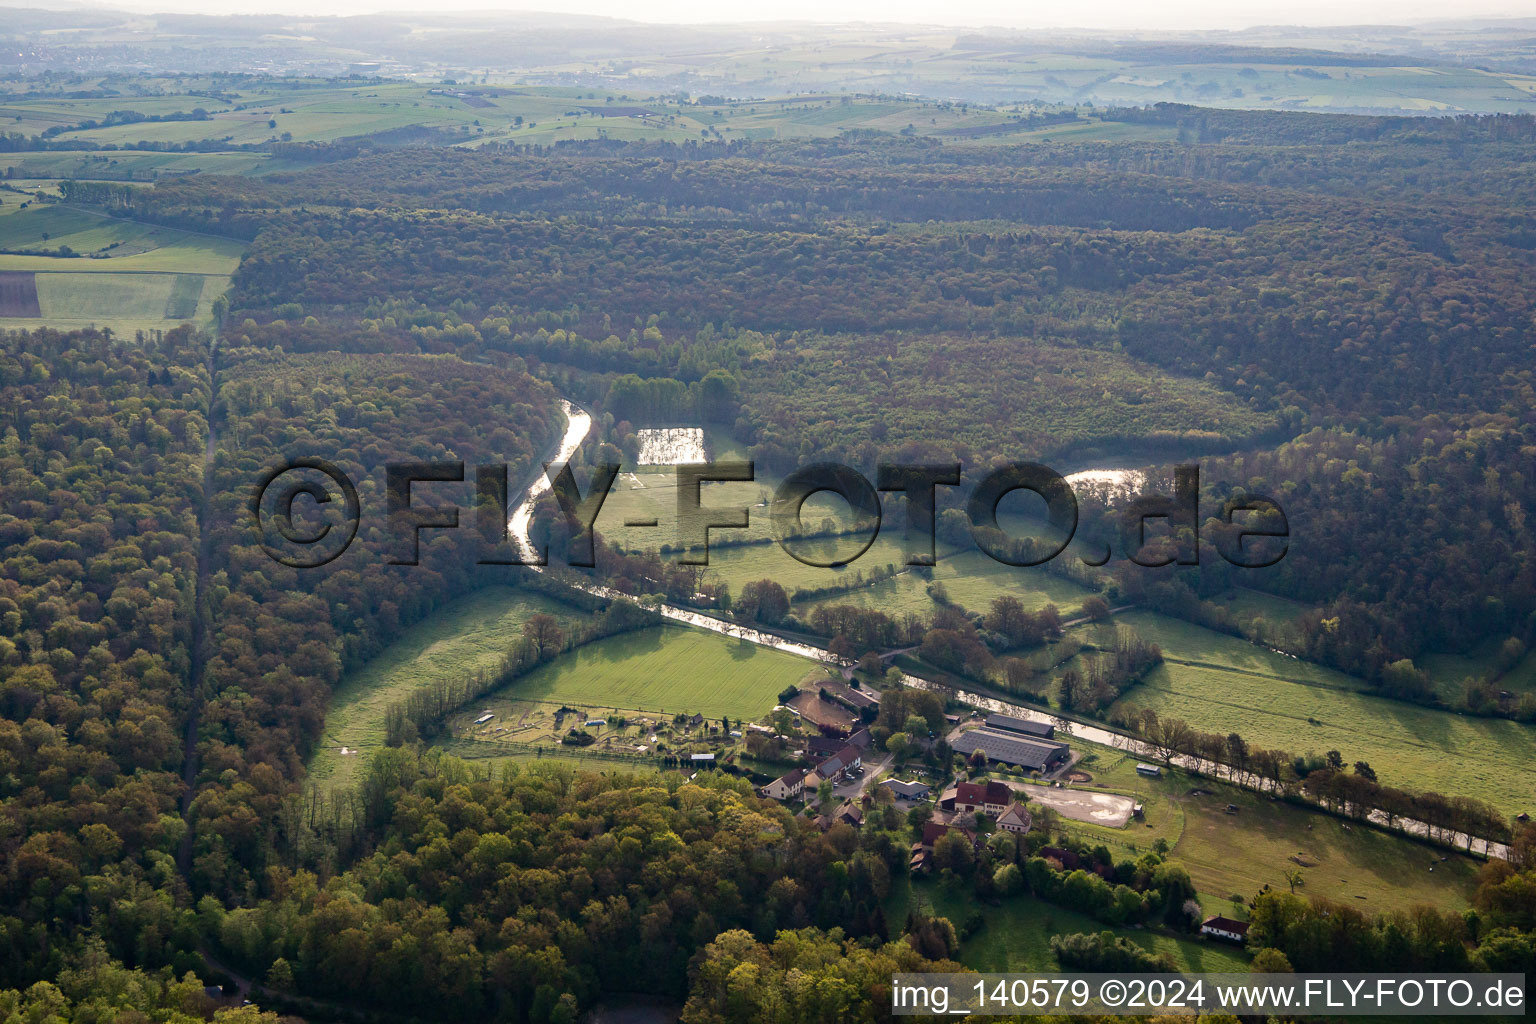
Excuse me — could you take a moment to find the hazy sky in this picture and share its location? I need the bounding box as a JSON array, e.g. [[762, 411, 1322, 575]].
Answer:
[[101, 0, 1534, 32]]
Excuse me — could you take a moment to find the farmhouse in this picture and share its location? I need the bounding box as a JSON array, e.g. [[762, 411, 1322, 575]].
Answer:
[[941, 779, 1014, 817], [984, 713, 1055, 739], [879, 779, 930, 801], [951, 727, 1070, 772], [1200, 916, 1250, 944], [996, 803, 1033, 834], [810, 745, 862, 783], [761, 768, 806, 801]]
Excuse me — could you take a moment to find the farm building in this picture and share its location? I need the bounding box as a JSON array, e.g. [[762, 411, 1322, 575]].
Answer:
[[880, 779, 930, 801], [1200, 916, 1250, 944], [996, 803, 1033, 834], [1135, 763, 1163, 777], [823, 681, 880, 714], [690, 753, 716, 766], [951, 727, 1069, 772], [806, 726, 871, 759], [761, 768, 806, 801], [941, 779, 1014, 817], [984, 713, 1055, 739]]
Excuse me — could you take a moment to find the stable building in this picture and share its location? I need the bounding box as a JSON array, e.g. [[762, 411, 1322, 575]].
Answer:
[[984, 713, 1056, 739], [879, 779, 931, 802], [951, 727, 1070, 772]]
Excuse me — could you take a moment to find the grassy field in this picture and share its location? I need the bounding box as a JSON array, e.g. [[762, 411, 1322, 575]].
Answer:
[[0, 270, 233, 336], [0, 210, 244, 274], [1049, 742, 1481, 917], [477, 624, 817, 721], [0, 198, 242, 334], [309, 586, 578, 792], [438, 739, 662, 777], [0, 151, 280, 180], [1095, 610, 1536, 812], [593, 430, 1103, 619], [888, 876, 1249, 973], [1422, 640, 1536, 701]]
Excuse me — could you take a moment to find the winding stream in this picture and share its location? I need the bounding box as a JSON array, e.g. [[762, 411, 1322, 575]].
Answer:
[[509, 400, 593, 563]]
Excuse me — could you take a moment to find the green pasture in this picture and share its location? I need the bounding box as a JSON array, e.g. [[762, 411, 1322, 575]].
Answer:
[[0, 270, 232, 336], [309, 585, 578, 792], [1098, 611, 1536, 812], [888, 876, 1249, 973], [472, 624, 813, 721], [1052, 743, 1481, 916], [0, 151, 278, 179]]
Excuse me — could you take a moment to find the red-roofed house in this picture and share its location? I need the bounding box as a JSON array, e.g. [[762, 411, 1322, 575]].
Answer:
[[943, 779, 1014, 817]]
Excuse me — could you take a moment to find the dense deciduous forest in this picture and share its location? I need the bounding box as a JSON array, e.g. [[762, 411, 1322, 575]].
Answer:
[[193, 349, 559, 899], [0, 327, 205, 986]]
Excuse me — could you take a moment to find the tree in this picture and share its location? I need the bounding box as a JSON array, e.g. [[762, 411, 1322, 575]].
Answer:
[[266, 957, 294, 990], [1284, 867, 1305, 894], [933, 832, 973, 875], [524, 614, 565, 660], [1250, 948, 1293, 972], [737, 580, 789, 625], [985, 596, 1027, 643], [1081, 596, 1111, 621]]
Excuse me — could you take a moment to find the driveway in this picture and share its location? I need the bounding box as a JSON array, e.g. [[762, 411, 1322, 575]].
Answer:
[[830, 752, 894, 801]]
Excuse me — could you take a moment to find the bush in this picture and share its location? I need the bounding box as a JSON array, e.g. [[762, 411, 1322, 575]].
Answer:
[[1050, 931, 1177, 972]]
